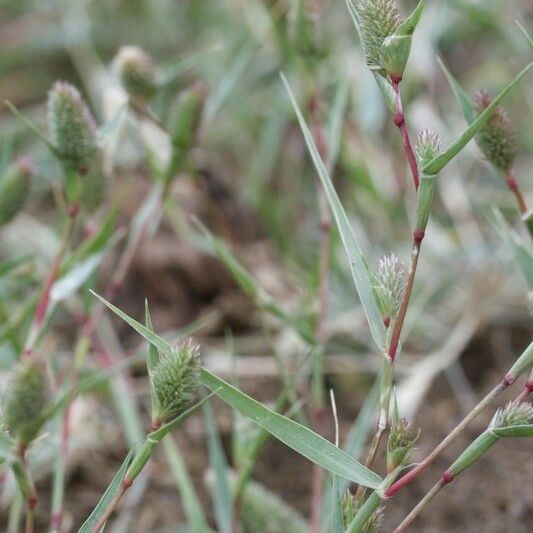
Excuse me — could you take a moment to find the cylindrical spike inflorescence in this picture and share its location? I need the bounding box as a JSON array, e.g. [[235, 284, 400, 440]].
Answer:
[[0, 157, 33, 226], [113, 45, 158, 102], [151, 338, 201, 422], [356, 0, 400, 72], [47, 81, 97, 171], [2, 358, 51, 444], [474, 90, 516, 173]]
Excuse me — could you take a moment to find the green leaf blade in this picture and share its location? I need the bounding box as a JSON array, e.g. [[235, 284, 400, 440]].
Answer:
[[424, 62, 532, 175], [204, 404, 233, 533], [163, 438, 209, 533], [78, 448, 135, 533], [437, 57, 476, 124], [281, 73, 386, 351], [200, 368, 382, 488]]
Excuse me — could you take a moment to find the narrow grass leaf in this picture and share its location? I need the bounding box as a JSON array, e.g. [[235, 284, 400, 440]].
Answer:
[[196, 221, 315, 345], [424, 62, 532, 175], [51, 252, 105, 302], [78, 448, 135, 533], [63, 208, 118, 272], [327, 80, 349, 171], [204, 404, 233, 533], [491, 208, 533, 288], [0, 432, 15, 463], [515, 20, 533, 49], [163, 438, 209, 533], [145, 300, 161, 415], [330, 474, 344, 533], [195, 220, 258, 298], [0, 255, 33, 278], [320, 378, 380, 532], [492, 424, 533, 438], [200, 368, 382, 488], [281, 73, 386, 351], [5, 101, 59, 155], [90, 291, 171, 353], [203, 42, 256, 125], [437, 57, 476, 124]]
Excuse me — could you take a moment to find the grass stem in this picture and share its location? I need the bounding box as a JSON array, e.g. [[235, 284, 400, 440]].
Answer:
[[385, 379, 506, 497], [308, 89, 332, 533], [392, 478, 447, 532], [392, 79, 419, 191]]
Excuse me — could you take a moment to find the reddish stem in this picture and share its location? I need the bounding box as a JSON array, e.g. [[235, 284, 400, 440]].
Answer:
[[24, 207, 79, 356], [505, 169, 527, 214], [308, 92, 332, 533], [391, 78, 419, 191], [516, 379, 533, 402], [91, 477, 132, 533], [392, 476, 450, 532], [385, 379, 508, 498], [388, 230, 424, 362]]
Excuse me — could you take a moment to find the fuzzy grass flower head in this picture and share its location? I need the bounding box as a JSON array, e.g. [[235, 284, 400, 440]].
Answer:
[[355, 0, 400, 72], [47, 81, 97, 171], [0, 157, 33, 226], [387, 417, 419, 469], [490, 401, 533, 429], [113, 45, 158, 102], [474, 90, 516, 172], [151, 338, 201, 422], [415, 129, 441, 168], [373, 253, 405, 324], [2, 358, 51, 444]]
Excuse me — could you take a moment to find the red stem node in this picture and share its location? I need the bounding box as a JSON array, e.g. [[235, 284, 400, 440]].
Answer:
[[68, 203, 80, 218], [413, 229, 425, 243], [441, 471, 454, 485], [506, 177, 519, 193], [122, 477, 133, 490], [50, 513, 62, 530], [503, 373, 515, 387], [28, 496, 38, 510]]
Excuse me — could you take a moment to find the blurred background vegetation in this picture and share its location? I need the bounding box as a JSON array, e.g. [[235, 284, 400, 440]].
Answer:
[[0, 0, 531, 531]]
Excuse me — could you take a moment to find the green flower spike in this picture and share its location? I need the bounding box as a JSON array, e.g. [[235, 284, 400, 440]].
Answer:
[[2, 358, 51, 444], [113, 45, 158, 102], [151, 338, 201, 423], [47, 81, 97, 171], [387, 417, 419, 470], [356, 0, 401, 73], [0, 157, 33, 226], [373, 253, 405, 326], [445, 401, 533, 481], [474, 89, 517, 172]]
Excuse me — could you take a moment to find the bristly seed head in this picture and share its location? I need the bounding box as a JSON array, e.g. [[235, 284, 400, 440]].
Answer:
[[342, 490, 383, 531], [151, 338, 201, 422], [373, 253, 405, 322], [2, 358, 51, 444], [387, 417, 419, 469], [474, 90, 516, 172], [364, 506, 384, 532], [113, 45, 158, 102], [356, 0, 401, 72], [47, 81, 97, 170], [490, 401, 533, 429], [342, 491, 357, 526], [415, 129, 441, 168], [0, 157, 33, 226]]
